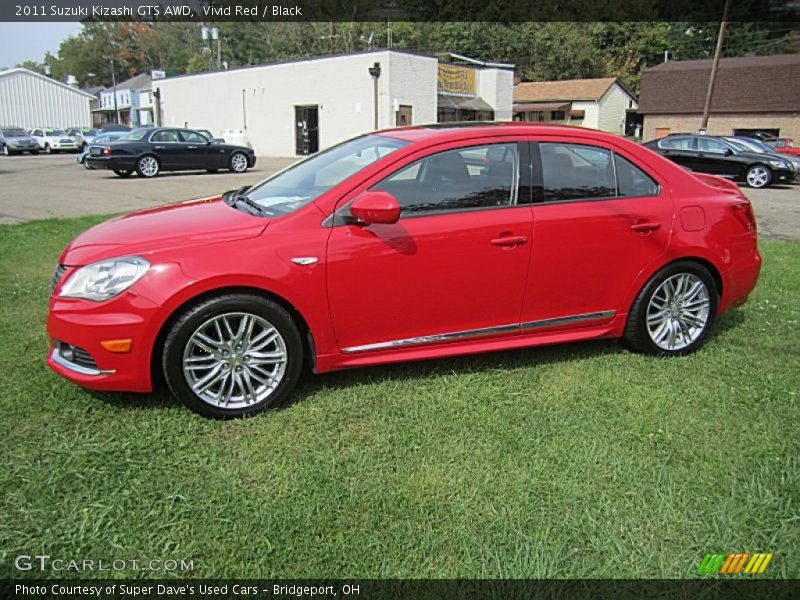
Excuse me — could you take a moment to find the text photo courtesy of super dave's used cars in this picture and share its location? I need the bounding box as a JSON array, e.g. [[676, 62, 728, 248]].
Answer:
[[47, 123, 762, 418]]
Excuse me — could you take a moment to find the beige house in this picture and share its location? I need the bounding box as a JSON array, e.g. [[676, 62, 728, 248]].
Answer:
[[638, 54, 800, 141], [512, 77, 638, 135]]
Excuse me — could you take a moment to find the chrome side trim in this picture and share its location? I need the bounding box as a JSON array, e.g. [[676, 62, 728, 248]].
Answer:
[[290, 257, 318, 266], [51, 349, 116, 376], [342, 323, 519, 354], [521, 310, 616, 331]]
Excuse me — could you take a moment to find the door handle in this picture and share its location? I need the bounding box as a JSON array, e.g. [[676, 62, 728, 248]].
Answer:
[[187, 145, 198, 149], [491, 235, 528, 247], [154, 145, 165, 150], [630, 221, 661, 233]]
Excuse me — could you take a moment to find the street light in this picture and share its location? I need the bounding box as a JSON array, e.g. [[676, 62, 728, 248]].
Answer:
[[368, 62, 381, 130]]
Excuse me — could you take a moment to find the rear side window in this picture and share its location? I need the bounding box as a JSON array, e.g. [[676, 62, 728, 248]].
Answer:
[[615, 154, 659, 197], [659, 137, 694, 150], [372, 143, 519, 215], [539, 143, 615, 202]]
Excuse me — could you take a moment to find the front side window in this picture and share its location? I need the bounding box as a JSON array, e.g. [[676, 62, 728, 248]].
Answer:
[[697, 137, 727, 153], [371, 143, 519, 215], [539, 143, 615, 202], [245, 134, 408, 217]]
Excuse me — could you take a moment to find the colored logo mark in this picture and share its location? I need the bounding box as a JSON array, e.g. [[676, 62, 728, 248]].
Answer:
[[697, 552, 773, 575]]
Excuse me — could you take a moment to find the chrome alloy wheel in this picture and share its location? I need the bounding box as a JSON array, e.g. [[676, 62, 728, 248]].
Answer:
[[646, 273, 711, 351], [182, 312, 287, 409], [746, 166, 769, 188], [231, 152, 248, 172], [139, 156, 159, 177]]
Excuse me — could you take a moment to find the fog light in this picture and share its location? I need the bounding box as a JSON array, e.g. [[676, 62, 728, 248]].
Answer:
[[59, 342, 74, 362]]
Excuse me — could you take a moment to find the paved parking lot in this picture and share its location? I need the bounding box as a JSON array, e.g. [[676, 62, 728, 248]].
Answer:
[[0, 153, 297, 224], [0, 153, 798, 239]]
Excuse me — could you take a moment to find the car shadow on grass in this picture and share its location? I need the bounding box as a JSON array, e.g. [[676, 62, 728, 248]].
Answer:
[[88, 308, 750, 415]]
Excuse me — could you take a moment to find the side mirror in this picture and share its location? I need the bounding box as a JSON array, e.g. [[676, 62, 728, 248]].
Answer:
[[349, 190, 400, 225], [723, 147, 734, 156]]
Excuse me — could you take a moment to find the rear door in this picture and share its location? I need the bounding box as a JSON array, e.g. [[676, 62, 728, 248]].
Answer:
[[149, 129, 183, 169], [520, 139, 672, 330]]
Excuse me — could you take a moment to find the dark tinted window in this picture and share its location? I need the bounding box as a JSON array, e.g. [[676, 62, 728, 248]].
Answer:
[[614, 154, 659, 197], [659, 137, 694, 150], [372, 143, 519, 215], [180, 130, 208, 143], [539, 143, 615, 202]]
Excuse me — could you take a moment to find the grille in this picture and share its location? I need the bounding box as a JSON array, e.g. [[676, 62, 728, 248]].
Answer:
[[56, 341, 99, 371], [51, 264, 67, 296]]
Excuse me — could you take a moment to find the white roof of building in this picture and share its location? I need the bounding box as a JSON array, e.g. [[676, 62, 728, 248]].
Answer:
[[0, 68, 96, 98]]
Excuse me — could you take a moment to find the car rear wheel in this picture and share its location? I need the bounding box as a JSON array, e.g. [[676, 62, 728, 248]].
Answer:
[[163, 294, 303, 418], [229, 152, 249, 173], [136, 155, 160, 178], [622, 261, 718, 356], [746, 165, 771, 188], [114, 169, 133, 177]]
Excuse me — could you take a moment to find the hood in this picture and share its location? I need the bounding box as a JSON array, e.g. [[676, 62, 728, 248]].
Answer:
[[60, 196, 269, 266]]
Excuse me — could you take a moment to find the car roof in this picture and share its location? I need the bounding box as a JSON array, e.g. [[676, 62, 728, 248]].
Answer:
[[375, 122, 633, 146]]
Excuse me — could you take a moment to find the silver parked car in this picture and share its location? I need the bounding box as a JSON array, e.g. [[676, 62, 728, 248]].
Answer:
[[66, 128, 102, 150], [0, 126, 39, 155]]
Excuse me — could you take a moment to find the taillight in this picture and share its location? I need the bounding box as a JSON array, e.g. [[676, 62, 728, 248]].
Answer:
[[103, 146, 111, 156], [730, 201, 756, 233]]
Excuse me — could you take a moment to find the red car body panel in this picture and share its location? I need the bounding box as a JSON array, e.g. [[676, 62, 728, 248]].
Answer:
[[770, 138, 800, 157], [47, 124, 761, 393]]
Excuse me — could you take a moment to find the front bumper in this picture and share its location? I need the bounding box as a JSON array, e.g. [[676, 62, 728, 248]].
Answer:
[[49, 141, 79, 150], [9, 141, 38, 151], [46, 290, 166, 392], [772, 166, 795, 184]]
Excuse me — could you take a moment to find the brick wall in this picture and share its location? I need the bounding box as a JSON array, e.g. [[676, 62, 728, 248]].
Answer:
[[643, 112, 800, 142]]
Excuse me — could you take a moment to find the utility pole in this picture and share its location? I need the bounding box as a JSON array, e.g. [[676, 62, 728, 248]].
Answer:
[[110, 57, 119, 124], [368, 62, 381, 130], [700, 0, 732, 133]]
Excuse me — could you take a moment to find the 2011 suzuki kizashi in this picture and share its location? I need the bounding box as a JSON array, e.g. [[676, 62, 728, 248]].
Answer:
[[47, 123, 761, 418]]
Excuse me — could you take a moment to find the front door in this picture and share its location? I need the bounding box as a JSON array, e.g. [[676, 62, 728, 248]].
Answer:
[[295, 106, 319, 155], [396, 105, 413, 126], [149, 129, 184, 169], [521, 141, 671, 328], [326, 141, 532, 352], [695, 136, 739, 177]]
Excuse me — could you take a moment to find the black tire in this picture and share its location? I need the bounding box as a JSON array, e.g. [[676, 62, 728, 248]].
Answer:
[[113, 169, 133, 178], [2, 144, 8, 156], [229, 151, 249, 173], [136, 155, 160, 178], [622, 261, 718, 357], [31, 149, 39, 155], [162, 293, 303, 419], [44, 144, 52, 154], [745, 164, 772, 189]]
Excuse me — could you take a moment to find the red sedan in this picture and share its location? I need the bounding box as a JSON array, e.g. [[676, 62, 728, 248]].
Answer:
[[47, 124, 761, 418]]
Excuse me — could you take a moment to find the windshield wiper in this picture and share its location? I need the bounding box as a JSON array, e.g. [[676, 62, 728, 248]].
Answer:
[[225, 186, 271, 217]]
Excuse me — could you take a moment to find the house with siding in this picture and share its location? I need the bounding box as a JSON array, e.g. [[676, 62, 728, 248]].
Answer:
[[638, 54, 800, 141], [95, 73, 154, 127], [512, 77, 638, 135]]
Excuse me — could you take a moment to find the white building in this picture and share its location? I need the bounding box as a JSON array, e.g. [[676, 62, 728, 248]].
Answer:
[[96, 73, 154, 127], [513, 78, 638, 135], [153, 50, 514, 156], [0, 68, 93, 129]]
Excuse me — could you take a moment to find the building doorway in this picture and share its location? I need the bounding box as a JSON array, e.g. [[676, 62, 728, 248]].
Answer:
[[396, 105, 413, 126], [295, 106, 319, 155]]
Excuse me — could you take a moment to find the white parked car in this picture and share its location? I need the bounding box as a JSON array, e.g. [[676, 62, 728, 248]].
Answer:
[[30, 128, 80, 153], [66, 127, 101, 150]]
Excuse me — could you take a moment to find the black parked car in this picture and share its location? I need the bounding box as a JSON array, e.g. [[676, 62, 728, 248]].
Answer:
[[642, 134, 794, 189], [85, 127, 256, 178]]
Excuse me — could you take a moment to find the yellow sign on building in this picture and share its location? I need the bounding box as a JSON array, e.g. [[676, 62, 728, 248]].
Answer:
[[437, 64, 477, 96]]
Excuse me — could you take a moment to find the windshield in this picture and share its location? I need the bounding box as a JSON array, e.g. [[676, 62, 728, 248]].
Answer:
[[2, 128, 27, 136], [119, 128, 151, 142], [83, 128, 100, 135], [245, 135, 408, 216], [726, 138, 765, 153], [47, 129, 67, 136], [724, 139, 751, 152]]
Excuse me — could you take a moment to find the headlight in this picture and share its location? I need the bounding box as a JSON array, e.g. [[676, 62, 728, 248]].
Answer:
[[59, 256, 150, 301], [768, 159, 788, 169]]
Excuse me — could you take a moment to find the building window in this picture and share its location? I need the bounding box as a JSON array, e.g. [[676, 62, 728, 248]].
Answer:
[[551, 111, 566, 120], [569, 110, 585, 120]]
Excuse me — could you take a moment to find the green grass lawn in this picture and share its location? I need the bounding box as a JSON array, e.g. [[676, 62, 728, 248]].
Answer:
[[0, 216, 798, 579]]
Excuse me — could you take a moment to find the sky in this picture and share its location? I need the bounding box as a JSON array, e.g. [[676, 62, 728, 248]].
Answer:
[[0, 22, 83, 70]]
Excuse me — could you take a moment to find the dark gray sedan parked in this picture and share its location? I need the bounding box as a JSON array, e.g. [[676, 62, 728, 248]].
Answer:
[[1, 126, 39, 155]]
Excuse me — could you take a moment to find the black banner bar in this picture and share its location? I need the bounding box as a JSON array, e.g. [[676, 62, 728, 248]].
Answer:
[[3, 0, 800, 23]]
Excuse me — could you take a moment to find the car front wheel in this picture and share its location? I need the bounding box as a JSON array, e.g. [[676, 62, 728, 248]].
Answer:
[[136, 155, 160, 178], [229, 152, 249, 173], [745, 165, 771, 188], [44, 144, 52, 154], [162, 294, 303, 418], [2, 144, 9, 156], [622, 261, 718, 356], [114, 169, 133, 177]]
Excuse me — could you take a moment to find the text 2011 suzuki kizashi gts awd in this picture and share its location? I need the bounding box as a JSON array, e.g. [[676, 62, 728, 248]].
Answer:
[[47, 124, 761, 418]]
